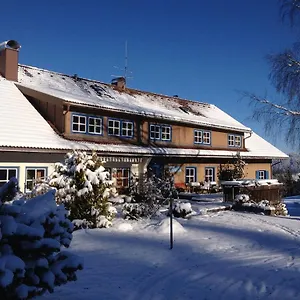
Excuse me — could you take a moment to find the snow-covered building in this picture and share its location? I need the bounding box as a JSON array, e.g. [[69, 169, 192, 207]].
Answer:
[[0, 40, 288, 192]]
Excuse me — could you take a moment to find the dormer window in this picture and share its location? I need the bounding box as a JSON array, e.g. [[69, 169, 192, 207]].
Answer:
[[150, 125, 161, 140], [122, 121, 134, 137], [235, 135, 242, 147], [150, 124, 172, 141], [194, 130, 203, 144], [72, 114, 86, 133], [108, 118, 134, 138], [228, 134, 243, 148], [194, 129, 211, 145], [88, 117, 103, 135], [108, 119, 121, 136], [161, 125, 171, 141], [203, 131, 211, 145]]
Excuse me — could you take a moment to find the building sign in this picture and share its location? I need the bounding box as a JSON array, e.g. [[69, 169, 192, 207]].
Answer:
[[99, 156, 143, 163], [168, 165, 182, 173]]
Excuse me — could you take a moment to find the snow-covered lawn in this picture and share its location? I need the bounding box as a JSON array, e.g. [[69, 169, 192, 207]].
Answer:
[[40, 210, 300, 300], [284, 196, 300, 217]]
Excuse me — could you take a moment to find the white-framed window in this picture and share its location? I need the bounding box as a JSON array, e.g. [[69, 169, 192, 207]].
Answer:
[[185, 167, 196, 183], [26, 168, 47, 191], [161, 125, 171, 141], [122, 121, 134, 137], [72, 115, 86, 133], [150, 125, 161, 140], [203, 131, 211, 144], [116, 168, 130, 188], [108, 119, 121, 136], [194, 130, 203, 144], [88, 117, 102, 135], [0, 167, 18, 187], [228, 134, 242, 148], [228, 134, 235, 147], [205, 167, 215, 182], [257, 170, 269, 180], [150, 124, 172, 141], [235, 135, 242, 147]]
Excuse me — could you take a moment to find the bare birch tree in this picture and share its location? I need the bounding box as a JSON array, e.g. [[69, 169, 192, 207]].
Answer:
[[244, 0, 300, 148]]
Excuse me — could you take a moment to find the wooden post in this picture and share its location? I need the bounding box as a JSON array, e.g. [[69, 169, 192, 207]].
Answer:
[[169, 197, 173, 250]]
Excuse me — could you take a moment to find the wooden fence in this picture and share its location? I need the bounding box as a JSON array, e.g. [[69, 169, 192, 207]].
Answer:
[[223, 184, 283, 205]]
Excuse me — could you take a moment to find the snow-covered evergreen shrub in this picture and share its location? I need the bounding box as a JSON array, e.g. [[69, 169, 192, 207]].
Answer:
[[0, 178, 83, 299], [173, 202, 193, 218], [49, 151, 115, 228]]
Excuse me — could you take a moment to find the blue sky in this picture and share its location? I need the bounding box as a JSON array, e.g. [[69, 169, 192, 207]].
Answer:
[[1, 0, 297, 153]]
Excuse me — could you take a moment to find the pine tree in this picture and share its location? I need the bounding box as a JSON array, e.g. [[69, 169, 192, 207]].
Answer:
[[49, 151, 116, 228], [0, 178, 83, 299]]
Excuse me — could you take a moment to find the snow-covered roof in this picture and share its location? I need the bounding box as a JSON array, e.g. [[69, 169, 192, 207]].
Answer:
[[17, 65, 250, 133], [221, 179, 282, 186], [0, 74, 288, 159]]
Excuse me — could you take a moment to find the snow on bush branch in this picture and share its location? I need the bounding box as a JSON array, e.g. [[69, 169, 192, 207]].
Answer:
[[0, 178, 83, 299], [49, 151, 116, 228]]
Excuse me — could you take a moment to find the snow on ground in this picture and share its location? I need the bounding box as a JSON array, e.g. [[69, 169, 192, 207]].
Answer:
[[40, 209, 300, 300], [179, 193, 231, 215], [284, 196, 300, 217]]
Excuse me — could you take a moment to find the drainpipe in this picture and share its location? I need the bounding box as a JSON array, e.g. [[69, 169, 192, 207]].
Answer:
[[243, 131, 252, 150]]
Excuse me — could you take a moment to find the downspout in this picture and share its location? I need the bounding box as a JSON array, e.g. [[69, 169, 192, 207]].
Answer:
[[243, 131, 252, 144]]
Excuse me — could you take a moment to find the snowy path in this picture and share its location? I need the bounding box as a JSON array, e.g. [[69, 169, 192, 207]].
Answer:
[[41, 212, 300, 300]]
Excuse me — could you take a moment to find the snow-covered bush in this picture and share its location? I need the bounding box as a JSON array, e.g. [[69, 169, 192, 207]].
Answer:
[[49, 151, 115, 228], [234, 194, 250, 203], [0, 178, 83, 299], [122, 203, 150, 220], [126, 170, 178, 219], [173, 202, 193, 218], [274, 202, 289, 216]]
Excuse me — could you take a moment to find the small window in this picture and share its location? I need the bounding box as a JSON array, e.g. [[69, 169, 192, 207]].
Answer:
[[0, 168, 18, 187], [150, 124, 161, 140], [116, 168, 130, 188], [122, 121, 134, 137], [88, 117, 102, 135], [256, 170, 269, 180], [185, 167, 196, 183], [108, 119, 121, 136], [203, 131, 211, 145], [205, 167, 215, 182], [235, 136, 242, 147], [228, 134, 235, 147], [72, 115, 86, 133], [161, 125, 171, 141], [26, 168, 47, 191], [194, 130, 203, 144], [228, 134, 242, 148], [150, 124, 172, 141]]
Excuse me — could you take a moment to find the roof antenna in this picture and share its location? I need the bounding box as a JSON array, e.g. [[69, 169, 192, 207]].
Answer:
[[124, 40, 128, 81], [111, 40, 133, 87]]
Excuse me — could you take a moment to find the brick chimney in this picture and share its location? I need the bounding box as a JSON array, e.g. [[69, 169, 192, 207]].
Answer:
[[111, 77, 126, 90], [0, 40, 21, 81]]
